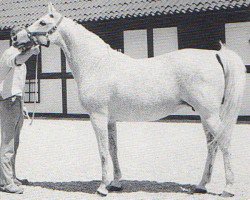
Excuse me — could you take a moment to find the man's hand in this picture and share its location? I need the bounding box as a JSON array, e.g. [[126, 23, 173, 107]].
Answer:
[[23, 105, 30, 119], [30, 46, 40, 55], [15, 45, 40, 66]]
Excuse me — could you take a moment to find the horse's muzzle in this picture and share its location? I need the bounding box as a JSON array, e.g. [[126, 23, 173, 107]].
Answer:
[[13, 41, 34, 52]]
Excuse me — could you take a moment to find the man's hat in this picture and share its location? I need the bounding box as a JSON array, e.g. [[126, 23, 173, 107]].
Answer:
[[10, 27, 22, 37]]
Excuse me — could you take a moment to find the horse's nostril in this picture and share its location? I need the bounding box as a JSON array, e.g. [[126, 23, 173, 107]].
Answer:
[[12, 36, 17, 41], [13, 42, 18, 46]]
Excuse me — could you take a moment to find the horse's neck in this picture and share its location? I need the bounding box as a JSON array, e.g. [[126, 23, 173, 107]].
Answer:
[[57, 18, 110, 80]]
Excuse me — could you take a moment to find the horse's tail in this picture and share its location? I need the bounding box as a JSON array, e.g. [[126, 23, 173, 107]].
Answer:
[[209, 42, 246, 147]]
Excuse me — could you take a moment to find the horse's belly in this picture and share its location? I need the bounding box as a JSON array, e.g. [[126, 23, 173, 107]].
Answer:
[[110, 79, 181, 121], [110, 99, 180, 122]]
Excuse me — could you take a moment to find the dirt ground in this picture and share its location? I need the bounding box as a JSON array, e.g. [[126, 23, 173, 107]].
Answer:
[[0, 119, 249, 200]]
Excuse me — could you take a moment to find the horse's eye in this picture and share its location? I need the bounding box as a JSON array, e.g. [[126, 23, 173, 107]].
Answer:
[[49, 14, 54, 18], [39, 20, 46, 26]]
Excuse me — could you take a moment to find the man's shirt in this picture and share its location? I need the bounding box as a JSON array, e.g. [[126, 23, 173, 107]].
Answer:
[[0, 46, 27, 99]]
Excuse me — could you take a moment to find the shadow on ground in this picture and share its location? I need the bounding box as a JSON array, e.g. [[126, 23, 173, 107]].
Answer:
[[30, 180, 202, 195]]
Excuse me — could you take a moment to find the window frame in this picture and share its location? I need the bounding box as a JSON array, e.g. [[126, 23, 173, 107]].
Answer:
[[24, 78, 41, 104]]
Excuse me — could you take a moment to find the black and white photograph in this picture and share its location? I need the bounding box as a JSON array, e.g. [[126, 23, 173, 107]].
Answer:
[[0, 0, 249, 199]]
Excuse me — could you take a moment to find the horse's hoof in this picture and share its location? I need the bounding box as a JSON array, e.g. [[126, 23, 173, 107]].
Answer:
[[221, 184, 234, 197], [97, 190, 108, 197], [221, 191, 234, 197], [21, 179, 29, 186], [107, 185, 123, 192], [193, 185, 207, 194], [107, 185, 123, 191], [107, 181, 123, 191], [194, 188, 207, 194], [15, 178, 29, 186], [97, 185, 108, 197]]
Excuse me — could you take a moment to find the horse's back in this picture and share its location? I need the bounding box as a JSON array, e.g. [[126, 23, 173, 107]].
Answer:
[[110, 49, 226, 121]]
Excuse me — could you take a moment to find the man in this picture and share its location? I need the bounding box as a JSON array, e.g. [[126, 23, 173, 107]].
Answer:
[[0, 27, 39, 194]]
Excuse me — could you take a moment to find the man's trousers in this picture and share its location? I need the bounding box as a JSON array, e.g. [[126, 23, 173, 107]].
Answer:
[[0, 96, 23, 186]]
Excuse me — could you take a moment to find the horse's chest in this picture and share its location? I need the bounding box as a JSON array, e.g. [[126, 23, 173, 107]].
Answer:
[[78, 81, 109, 109]]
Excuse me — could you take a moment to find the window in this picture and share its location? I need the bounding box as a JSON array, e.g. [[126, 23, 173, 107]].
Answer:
[[123, 28, 179, 58], [124, 29, 148, 58], [24, 79, 40, 103], [153, 27, 178, 56], [225, 22, 250, 65], [25, 54, 40, 103]]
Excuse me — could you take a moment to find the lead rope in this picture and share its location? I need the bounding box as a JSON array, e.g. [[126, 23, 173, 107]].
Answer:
[[29, 53, 39, 125]]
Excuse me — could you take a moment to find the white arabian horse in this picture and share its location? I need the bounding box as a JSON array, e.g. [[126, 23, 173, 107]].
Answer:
[[14, 3, 246, 197]]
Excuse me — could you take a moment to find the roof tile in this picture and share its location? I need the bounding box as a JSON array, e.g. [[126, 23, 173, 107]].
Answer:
[[0, 0, 249, 29]]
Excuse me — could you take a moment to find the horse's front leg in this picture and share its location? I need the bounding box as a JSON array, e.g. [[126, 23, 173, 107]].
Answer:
[[107, 121, 122, 191], [90, 113, 110, 196]]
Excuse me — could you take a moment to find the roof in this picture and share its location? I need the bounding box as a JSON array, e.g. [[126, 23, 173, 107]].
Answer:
[[0, 0, 249, 30]]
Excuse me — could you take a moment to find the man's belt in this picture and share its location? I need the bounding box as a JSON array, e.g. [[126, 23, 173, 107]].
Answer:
[[0, 95, 21, 102]]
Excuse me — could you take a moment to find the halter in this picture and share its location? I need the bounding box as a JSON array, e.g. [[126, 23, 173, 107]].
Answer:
[[25, 16, 64, 47]]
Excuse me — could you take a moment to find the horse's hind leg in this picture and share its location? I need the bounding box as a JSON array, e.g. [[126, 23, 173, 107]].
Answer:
[[220, 129, 234, 197], [197, 112, 235, 196], [195, 121, 218, 193], [107, 121, 122, 191]]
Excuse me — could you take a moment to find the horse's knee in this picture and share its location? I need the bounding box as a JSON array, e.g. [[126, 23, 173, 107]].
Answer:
[[219, 138, 232, 153], [220, 146, 230, 156], [108, 122, 116, 131]]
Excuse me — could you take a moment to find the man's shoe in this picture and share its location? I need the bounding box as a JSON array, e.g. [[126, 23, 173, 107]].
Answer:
[[14, 178, 29, 186], [1, 183, 24, 194], [14, 179, 22, 186]]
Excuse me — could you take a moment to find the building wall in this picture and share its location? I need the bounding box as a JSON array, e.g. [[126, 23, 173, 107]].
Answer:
[[178, 16, 225, 50], [225, 22, 250, 116], [122, 20, 250, 117], [25, 79, 63, 113], [41, 45, 61, 73], [0, 40, 9, 55], [66, 79, 85, 114], [24, 45, 63, 114]]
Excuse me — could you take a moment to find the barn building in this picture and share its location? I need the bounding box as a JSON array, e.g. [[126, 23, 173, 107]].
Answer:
[[0, 0, 249, 120]]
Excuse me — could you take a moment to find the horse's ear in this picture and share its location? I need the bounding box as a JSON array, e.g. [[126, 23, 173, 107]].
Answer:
[[48, 2, 56, 13]]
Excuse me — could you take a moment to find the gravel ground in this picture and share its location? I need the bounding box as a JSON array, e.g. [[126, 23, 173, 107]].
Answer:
[[0, 119, 249, 200]]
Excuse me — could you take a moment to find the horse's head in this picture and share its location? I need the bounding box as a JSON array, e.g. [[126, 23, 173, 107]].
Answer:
[[14, 2, 63, 49]]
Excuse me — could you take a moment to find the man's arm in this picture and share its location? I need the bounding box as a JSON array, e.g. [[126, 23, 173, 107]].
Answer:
[[15, 46, 40, 66]]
